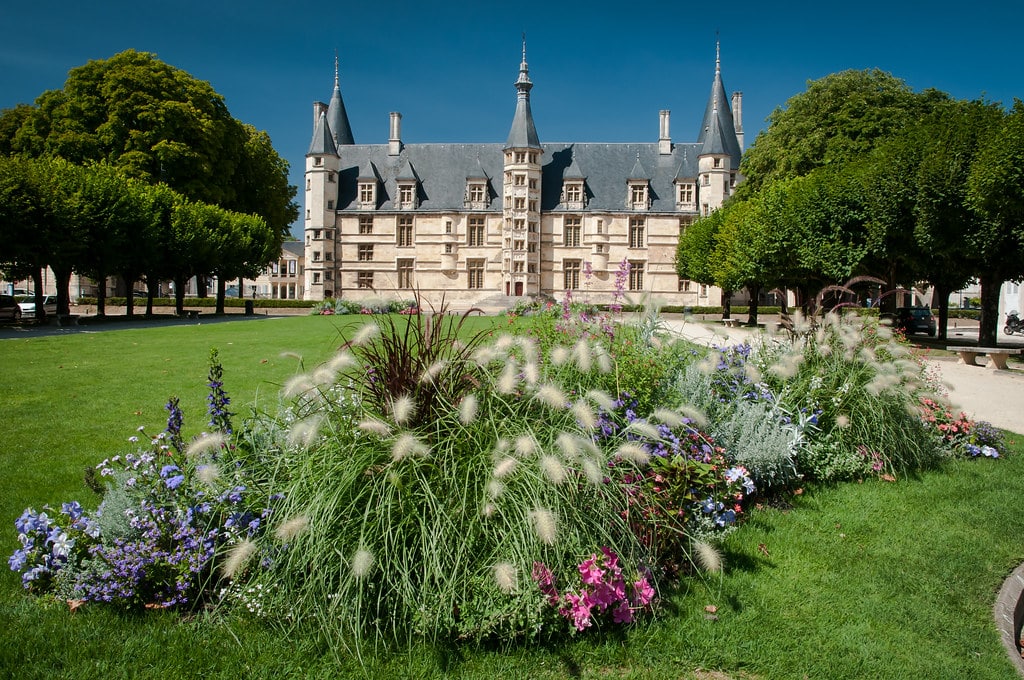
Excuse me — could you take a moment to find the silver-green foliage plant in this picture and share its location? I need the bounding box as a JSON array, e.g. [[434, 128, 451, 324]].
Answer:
[[248, 316, 651, 647], [712, 400, 800, 489]]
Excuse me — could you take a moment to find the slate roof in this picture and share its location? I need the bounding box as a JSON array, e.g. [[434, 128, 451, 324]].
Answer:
[[695, 64, 742, 162], [330, 142, 703, 213], [307, 112, 337, 156], [327, 82, 355, 146]]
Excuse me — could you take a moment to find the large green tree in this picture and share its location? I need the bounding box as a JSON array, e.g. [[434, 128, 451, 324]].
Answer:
[[2, 49, 296, 236], [739, 69, 947, 196], [967, 100, 1024, 345]]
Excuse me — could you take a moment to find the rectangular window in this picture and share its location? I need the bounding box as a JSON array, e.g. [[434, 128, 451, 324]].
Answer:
[[515, 152, 526, 163], [529, 200, 537, 212], [513, 261, 524, 273], [529, 178, 537, 190], [359, 216, 373, 234], [469, 183, 486, 203], [358, 244, 374, 261], [514, 197, 526, 210], [397, 216, 414, 247], [513, 173, 526, 186], [357, 272, 374, 289], [629, 218, 645, 248], [312, 272, 321, 283], [628, 261, 644, 291], [467, 258, 485, 289], [327, 200, 334, 210], [360, 182, 375, 204], [564, 183, 582, 203], [399, 184, 415, 208], [312, 251, 321, 262], [444, 243, 453, 254], [631, 184, 647, 207], [328, 172, 336, 183], [564, 217, 581, 247], [397, 258, 414, 289], [563, 259, 581, 290], [713, 157, 722, 168], [678, 183, 694, 204], [289, 260, 296, 275], [678, 277, 691, 292], [702, 175, 710, 186], [468, 216, 485, 246]]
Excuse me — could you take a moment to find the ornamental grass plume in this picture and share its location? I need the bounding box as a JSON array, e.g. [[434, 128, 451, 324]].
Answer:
[[287, 416, 323, 448], [419, 360, 447, 385], [615, 442, 650, 465], [392, 395, 416, 426], [498, 362, 519, 394], [529, 507, 558, 545], [586, 389, 617, 411], [550, 346, 571, 366], [694, 540, 723, 574], [493, 457, 519, 479], [458, 394, 479, 425], [351, 548, 374, 578], [556, 431, 582, 459], [515, 435, 538, 457], [535, 384, 567, 410], [391, 433, 429, 461], [539, 455, 567, 484], [652, 408, 685, 427], [274, 515, 310, 542], [349, 323, 379, 347], [523, 361, 540, 385], [571, 401, 597, 430], [223, 539, 258, 579], [357, 418, 392, 437], [625, 419, 663, 440], [593, 345, 613, 374], [581, 458, 604, 485], [493, 562, 517, 593], [186, 432, 228, 458], [574, 339, 593, 372], [282, 374, 315, 399], [197, 463, 220, 486]]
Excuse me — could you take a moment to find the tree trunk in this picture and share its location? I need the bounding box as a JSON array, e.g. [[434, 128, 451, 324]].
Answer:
[[174, 275, 186, 315], [722, 290, 732, 319], [95, 275, 107, 317], [933, 282, 949, 341], [747, 285, 761, 326], [122, 273, 135, 318], [53, 268, 73, 317], [978, 273, 1002, 347], [215, 277, 226, 315]]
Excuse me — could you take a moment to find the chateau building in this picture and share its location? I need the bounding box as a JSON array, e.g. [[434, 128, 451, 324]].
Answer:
[[303, 43, 744, 307]]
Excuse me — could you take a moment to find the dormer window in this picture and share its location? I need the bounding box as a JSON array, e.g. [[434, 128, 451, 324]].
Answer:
[[562, 180, 585, 210], [676, 182, 695, 209], [398, 182, 417, 210], [466, 181, 488, 209], [713, 157, 722, 169], [359, 181, 376, 209], [628, 181, 650, 210]]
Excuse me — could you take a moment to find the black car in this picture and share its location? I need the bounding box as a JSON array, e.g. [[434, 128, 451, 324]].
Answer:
[[0, 294, 20, 321], [892, 307, 937, 336]]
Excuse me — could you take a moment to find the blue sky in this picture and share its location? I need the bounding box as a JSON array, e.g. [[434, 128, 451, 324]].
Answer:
[[3, 1, 1023, 237]]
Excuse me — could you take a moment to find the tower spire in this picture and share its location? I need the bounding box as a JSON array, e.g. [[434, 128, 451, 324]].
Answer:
[[697, 39, 741, 162], [505, 35, 540, 149], [326, 52, 355, 145]]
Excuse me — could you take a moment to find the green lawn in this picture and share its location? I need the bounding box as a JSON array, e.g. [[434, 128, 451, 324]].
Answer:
[[2, 315, 1022, 678]]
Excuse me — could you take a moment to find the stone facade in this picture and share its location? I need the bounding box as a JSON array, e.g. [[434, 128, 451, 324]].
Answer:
[[303, 45, 744, 308]]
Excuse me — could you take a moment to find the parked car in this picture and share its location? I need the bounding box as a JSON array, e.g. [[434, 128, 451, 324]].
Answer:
[[0, 294, 21, 321], [16, 295, 57, 319], [892, 307, 937, 336]]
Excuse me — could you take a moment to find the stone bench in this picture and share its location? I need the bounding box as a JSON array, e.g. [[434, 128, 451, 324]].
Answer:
[[721, 318, 739, 328], [181, 309, 202, 320], [946, 346, 1022, 370]]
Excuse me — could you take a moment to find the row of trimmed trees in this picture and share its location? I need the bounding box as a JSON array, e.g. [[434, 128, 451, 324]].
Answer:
[[0, 155, 279, 317], [676, 69, 1024, 345], [0, 49, 298, 318]]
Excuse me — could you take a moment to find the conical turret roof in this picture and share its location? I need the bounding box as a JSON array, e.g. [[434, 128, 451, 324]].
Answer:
[[504, 39, 541, 150], [696, 42, 742, 162], [327, 56, 355, 146], [307, 111, 337, 156]]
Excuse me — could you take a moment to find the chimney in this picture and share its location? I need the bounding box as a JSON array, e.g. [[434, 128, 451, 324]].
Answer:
[[658, 110, 672, 155], [313, 101, 328, 129], [389, 112, 402, 156], [731, 92, 744, 152]]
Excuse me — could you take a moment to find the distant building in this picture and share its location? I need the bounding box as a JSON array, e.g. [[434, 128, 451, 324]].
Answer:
[[302, 42, 744, 308]]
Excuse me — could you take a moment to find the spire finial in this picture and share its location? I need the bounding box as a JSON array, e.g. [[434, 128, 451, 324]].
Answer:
[[715, 33, 721, 75], [522, 32, 527, 63], [334, 50, 339, 88]]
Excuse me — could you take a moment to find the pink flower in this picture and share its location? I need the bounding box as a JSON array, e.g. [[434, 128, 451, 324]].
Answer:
[[565, 592, 593, 631], [578, 555, 604, 586], [632, 577, 655, 606], [612, 601, 633, 624]]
